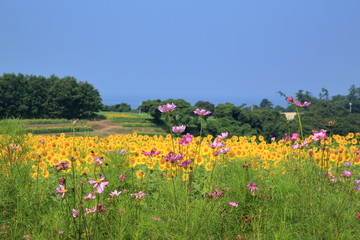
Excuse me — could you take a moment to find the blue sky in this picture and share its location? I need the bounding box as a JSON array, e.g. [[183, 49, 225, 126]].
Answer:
[[1, 0, 359, 108]]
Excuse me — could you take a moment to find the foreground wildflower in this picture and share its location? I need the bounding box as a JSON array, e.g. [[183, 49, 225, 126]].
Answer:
[[220, 147, 231, 154], [172, 125, 186, 133], [343, 171, 352, 178], [165, 152, 183, 162], [311, 129, 327, 141], [286, 96, 294, 102], [178, 160, 191, 167], [179, 133, 193, 145], [208, 140, 226, 148], [142, 148, 161, 157], [229, 202, 238, 207], [217, 132, 228, 139], [109, 190, 122, 197], [247, 182, 259, 195], [194, 108, 212, 116], [96, 203, 106, 213], [72, 209, 78, 218], [54, 160, 69, 171], [119, 173, 126, 181], [206, 188, 223, 200], [85, 207, 97, 215], [294, 100, 311, 107], [84, 193, 96, 200], [88, 175, 109, 194], [129, 191, 146, 199], [55, 185, 67, 199], [343, 162, 353, 167], [93, 157, 104, 165], [158, 103, 176, 112]]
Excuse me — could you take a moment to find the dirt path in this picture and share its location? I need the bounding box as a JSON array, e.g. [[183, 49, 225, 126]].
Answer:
[[30, 119, 166, 138]]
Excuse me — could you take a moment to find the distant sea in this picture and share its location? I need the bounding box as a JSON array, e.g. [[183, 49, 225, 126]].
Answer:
[[101, 94, 286, 110]]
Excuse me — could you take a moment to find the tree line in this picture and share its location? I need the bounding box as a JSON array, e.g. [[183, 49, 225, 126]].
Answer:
[[138, 86, 360, 140], [0, 73, 102, 119]]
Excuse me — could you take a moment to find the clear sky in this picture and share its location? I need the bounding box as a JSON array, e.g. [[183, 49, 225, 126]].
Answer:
[[1, 0, 359, 108]]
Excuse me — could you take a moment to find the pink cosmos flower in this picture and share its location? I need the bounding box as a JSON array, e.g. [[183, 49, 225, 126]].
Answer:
[[220, 147, 231, 154], [142, 148, 161, 157], [72, 120, 77, 124], [72, 209, 78, 218], [290, 133, 300, 141], [294, 100, 311, 107], [247, 182, 259, 195], [330, 178, 338, 183], [96, 203, 106, 213], [119, 173, 126, 181], [217, 132, 228, 139], [271, 137, 276, 141], [179, 133, 193, 146], [291, 140, 310, 149], [229, 202, 238, 207], [286, 96, 294, 102], [178, 160, 191, 167], [207, 188, 223, 199], [342, 171, 352, 178], [311, 129, 327, 141], [158, 103, 176, 113], [343, 162, 353, 167], [85, 207, 97, 215], [171, 125, 186, 133], [208, 140, 226, 148], [129, 191, 146, 199], [109, 190, 122, 197], [88, 175, 109, 194], [93, 157, 103, 165], [165, 151, 183, 162], [84, 193, 96, 200], [194, 108, 212, 116], [10, 144, 20, 150], [55, 185, 67, 199]]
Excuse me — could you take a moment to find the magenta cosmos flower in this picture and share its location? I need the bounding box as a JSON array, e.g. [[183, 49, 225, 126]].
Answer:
[[142, 148, 161, 157], [311, 129, 327, 141], [229, 202, 238, 207], [286, 96, 294, 102], [217, 132, 228, 139], [247, 182, 259, 195], [88, 175, 109, 194], [84, 193, 96, 200], [158, 103, 176, 113], [207, 140, 226, 148], [55, 185, 67, 199], [179, 133, 193, 146], [178, 159, 191, 167], [129, 191, 146, 199], [294, 100, 311, 107], [72, 209, 79, 218], [172, 125, 186, 133], [194, 108, 212, 116], [220, 147, 231, 153], [342, 171, 352, 178], [165, 151, 183, 162], [85, 206, 97, 215], [109, 190, 122, 197]]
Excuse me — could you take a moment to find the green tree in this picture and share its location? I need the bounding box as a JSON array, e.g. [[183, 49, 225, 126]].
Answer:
[[259, 98, 273, 109]]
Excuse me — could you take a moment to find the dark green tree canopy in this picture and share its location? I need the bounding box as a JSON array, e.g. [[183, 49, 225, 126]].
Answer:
[[0, 73, 102, 119]]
